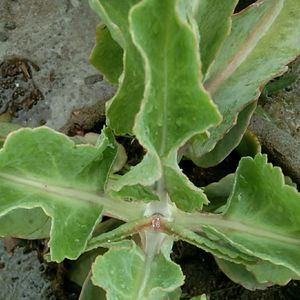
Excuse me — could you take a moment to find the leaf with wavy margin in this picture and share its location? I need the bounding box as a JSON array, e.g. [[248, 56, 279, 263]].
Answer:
[[211, 154, 300, 281], [89, 23, 123, 83], [91, 240, 184, 299], [111, 0, 221, 210], [188, 0, 300, 166], [89, 0, 144, 135], [188, 102, 256, 167], [0, 127, 118, 261]]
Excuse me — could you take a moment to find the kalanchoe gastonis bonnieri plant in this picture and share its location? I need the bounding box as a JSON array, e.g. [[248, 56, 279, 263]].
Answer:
[[0, 0, 300, 298]]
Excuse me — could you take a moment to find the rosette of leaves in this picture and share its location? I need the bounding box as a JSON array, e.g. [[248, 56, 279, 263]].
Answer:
[[0, 0, 299, 299]]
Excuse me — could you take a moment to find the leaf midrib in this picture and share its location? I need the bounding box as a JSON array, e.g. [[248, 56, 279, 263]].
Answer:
[[159, 6, 172, 156], [0, 171, 145, 221], [204, 0, 283, 94], [176, 211, 300, 246]]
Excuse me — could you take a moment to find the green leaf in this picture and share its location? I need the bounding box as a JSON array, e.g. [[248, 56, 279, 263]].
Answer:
[[86, 216, 152, 252], [236, 129, 261, 158], [203, 174, 234, 213], [191, 0, 300, 163], [68, 249, 106, 287], [131, 0, 221, 158], [91, 240, 184, 300], [190, 295, 208, 300], [215, 154, 300, 279], [0, 122, 22, 144], [216, 257, 300, 290], [0, 127, 118, 261], [164, 161, 208, 212], [89, 0, 145, 135], [0, 207, 51, 239], [110, 183, 159, 202], [263, 74, 297, 95], [110, 153, 161, 194], [89, 23, 123, 83], [246, 260, 300, 285], [174, 154, 300, 283], [188, 101, 256, 167], [112, 0, 221, 210], [215, 258, 272, 290], [195, 0, 238, 75], [80, 271, 106, 300], [164, 222, 256, 265], [67, 249, 107, 299]]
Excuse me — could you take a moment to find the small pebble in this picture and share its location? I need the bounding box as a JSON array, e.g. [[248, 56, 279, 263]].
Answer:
[[84, 74, 103, 85], [4, 21, 16, 30], [0, 32, 9, 42]]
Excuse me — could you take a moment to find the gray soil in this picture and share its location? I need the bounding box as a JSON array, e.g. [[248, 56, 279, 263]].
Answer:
[[0, 239, 55, 300], [0, 0, 115, 131], [250, 56, 300, 187]]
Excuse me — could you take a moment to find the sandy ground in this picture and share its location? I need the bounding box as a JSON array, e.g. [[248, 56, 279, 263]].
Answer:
[[0, 0, 115, 130]]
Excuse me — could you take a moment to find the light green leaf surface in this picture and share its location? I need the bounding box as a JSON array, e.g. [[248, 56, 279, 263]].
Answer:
[[196, 0, 238, 75], [89, 23, 123, 83], [110, 183, 159, 202], [174, 154, 300, 282], [110, 152, 161, 194], [164, 222, 256, 265], [92, 240, 184, 300], [0, 122, 22, 145], [215, 258, 272, 290], [246, 260, 300, 285], [164, 162, 208, 212], [131, 0, 221, 157], [216, 154, 300, 278], [190, 0, 300, 163], [190, 295, 208, 300], [86, 216, 152, 252], [111, 0, 221, 209], [0, 207, 51, 239], [0, 127, 118, 261], [89, 0, 144, 135]]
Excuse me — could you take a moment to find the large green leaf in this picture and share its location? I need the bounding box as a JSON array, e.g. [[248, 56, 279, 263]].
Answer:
[[212, 154, 300, 279], [131, 0, 221, 158], [91, 240, 184, 299], [188, 0, 300, 165], [0, 127, 126, 261], [195, 0, 238, 75], [110, 0, 221, 210], [174, 154, 300, 284], [89, 0, 144, 135]]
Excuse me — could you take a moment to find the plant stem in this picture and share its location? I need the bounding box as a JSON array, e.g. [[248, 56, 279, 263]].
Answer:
[[137, 230, 167, 299]]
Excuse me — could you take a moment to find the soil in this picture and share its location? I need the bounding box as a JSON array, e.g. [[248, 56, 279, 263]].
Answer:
[[0, 0, 300, 299], [0, 0, 115, 130]]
